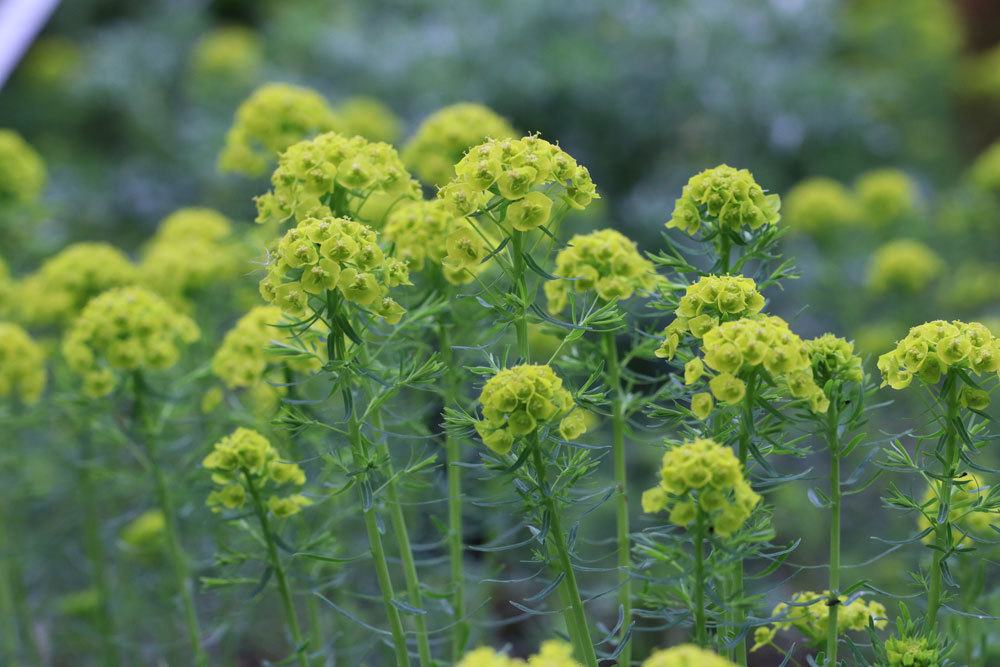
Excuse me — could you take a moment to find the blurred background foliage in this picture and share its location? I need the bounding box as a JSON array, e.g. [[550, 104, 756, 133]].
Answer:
[[3, 0, 1000, 664]]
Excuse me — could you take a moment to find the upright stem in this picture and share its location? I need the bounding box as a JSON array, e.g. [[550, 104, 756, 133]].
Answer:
[[348, 417, 410, 667], [244, 470, 309, 667], [693, 507, 708, 648], [529, 437, 598, 667], [925, 372, 961, 633], [728, 375, 756, 666], [0, 500, 23, 666], [133, 374, 207, 667], [718, 231, 732, 275], [602, 331, 632, 664], [825, 399, 842, 666], [439, 319, 468, 662], [511, 230, 529, 360]]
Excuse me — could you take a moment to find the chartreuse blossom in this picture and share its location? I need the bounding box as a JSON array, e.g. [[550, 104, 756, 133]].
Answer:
[[403, 103, 518, 187], [854, 169, 919, 227], [474, 364, 587, 455], [804, 334, 864, 387], [867, 239, 943, 294], [334, 97, 402, 145], [17, 242, 139, 326], [254, 131, 421, 228], [189, 26, 263, 88], [544, 228, 658, 313], [62, 286, 199, 397], [751, 590, 886, 650], [877, 320, 999, 390], [0, 322, 46, 404], [383, 198, 485, 284], [219, 83, 341, 177], [259, 215, 409, 323], [660, 314, 828, 418], [969, 139, 1000, 193], [884, 635, 939, 667], [916, 476, 999, 542], [666, 164, 780, 236], [457, 640, 580, 667], [203, 427, 309, 517], [640, 644, 736, 667], [656, 275, 766, 358], [140, 208, 241, 302], [120, 509, 166, 554], [0, 129, 46, 206], [438, 134, 599, 217], [642, 437, 760, 537], [783, 177, 859, 235]]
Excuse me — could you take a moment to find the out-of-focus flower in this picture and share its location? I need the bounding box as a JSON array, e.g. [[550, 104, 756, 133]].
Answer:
[[867, 239, 942, 294], [0, 129, 46, 206], [0, 322, 46, 404], [189, 26, 263, 90], [854, 169, 919, 228], [334, 97, 402, 145], [784, 177, 859, 236]]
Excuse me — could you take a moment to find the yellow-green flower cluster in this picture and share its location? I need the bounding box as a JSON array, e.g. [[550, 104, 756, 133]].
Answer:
[[120, 509, 165, 554], [62, 287, 199, 397], [260, 215, 409, 322], [867, 240, 942, 294], [18, 37, 81, 88], [969, 140, 1000, 193], [203, 427, 310, 518], [0, 322, 46, 404], [641, 438, 760, 537], [140, 208, 241, 302], [189, 26, 263, 88], [457, 640, 580, 667], [939, 262, 1000, 309], [666, 165, 780, 236], [877, 320, 999, 390], [403, 103, 518, 187], [758, 591, 886, 646], [656, 275, 765, 358], [917, 477, 998, 542], [884, 635, 939, 667], [640, 644, 736, 667], [783, 177, 859, 235], [805, 334, 864, 388], [334, 97, 401, 145], [544, 229, 658, 313], [17, 243, 139, 327], [664, 315, 827, 417], [438, 135, 598, 217], [474, 364, 587, 455], [0, 129, 47, 206], [383, 199, 484, 285], [854, 169, 919, 227], [255, 132, 421, 228], [219, 83, 341, 177]]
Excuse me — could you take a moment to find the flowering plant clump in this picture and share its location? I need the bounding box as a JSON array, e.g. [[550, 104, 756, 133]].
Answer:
[[254, 132, 421, 227], [334, 96, 402, 145], [189, 26, 263, 88], [203, 427, 310, 518], [656, 275, 766, 355], [753, 590, 887, 648], [969, 139, 1000, 192], [783, 177, 860, 235], [642, 437, 760, 537], [0, 322, 47, 404], [877, 320, 999, 390], [61, 286, 199, 397], [854, 168, 919, 226], [402, 103, 518, 187], [804, 333, 864, 387], [640, 644, 736, 667], [140, 208, 241, 302], [665, 164, 780, 236], [382, 198, 484, 285], [438, 135, 599, 216], [867, 239, 943, 294], [17, 242, 139, 326], [0, 128, 47, 206], [259, 214, 409, 322], [883, 635, 940, 667], [219, 83, 341, 177], [544, 228, 658, 313], [474, 364, 587, 455]]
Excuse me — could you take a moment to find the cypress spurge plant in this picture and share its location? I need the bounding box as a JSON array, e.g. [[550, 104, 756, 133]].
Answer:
[[61, 286, 206, 665], [877, 320, 1000, 641], [204, 427, 312, 667]]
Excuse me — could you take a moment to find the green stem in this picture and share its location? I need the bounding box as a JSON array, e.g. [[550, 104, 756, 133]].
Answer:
[[511, 230, 529, 360], [348, 417, 410, 667], [693, 507, 708, 648], [0, 500, 23, 666], [719, 231, 732, 274], [133, 374, 207, 667], [728, 374, 755, 666], [79, 434, 120, 667], [244, 469, 309, 667], [825, 399, 841, 667], [603, 331, 632, 664], [925, 372, 961, 634], [529, 436, 598, 667]]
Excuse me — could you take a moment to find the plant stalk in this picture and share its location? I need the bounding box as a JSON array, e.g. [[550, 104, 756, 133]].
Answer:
[[693, 507, 708, 648], [825, 398, 841, 667], [511, 230, 529, 360]]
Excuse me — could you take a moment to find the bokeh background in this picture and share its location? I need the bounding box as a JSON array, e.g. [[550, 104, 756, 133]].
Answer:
[[3, 0, 1000, 664]]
